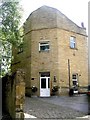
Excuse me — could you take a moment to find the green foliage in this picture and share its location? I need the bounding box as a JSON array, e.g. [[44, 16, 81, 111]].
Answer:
[[0, 0, 22, 45], [0, 0, 23, 77]]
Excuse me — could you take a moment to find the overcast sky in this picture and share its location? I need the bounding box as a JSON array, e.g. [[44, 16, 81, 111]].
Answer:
[[20, 0, 89, 33]]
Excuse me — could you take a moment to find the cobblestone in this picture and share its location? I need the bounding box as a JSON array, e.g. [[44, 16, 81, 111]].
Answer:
[[24, 96, 88, 119]]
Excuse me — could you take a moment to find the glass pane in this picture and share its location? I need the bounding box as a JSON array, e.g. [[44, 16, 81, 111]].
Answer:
[[40, 46, 46, 51], [70, 37, 74, 41], [40, 72, 50, 77], [41, 78, 46, 88], [48, 78, 50, 88], [45, 45, 49, 50], [72, 74, 77, 79], [40, 42, 50, 51], [70, 41, 75, 48], [40, 43, 48, 45], [40, 45, 49, 51], [70, 36, 76, 49], [73, 81, 77, 85]]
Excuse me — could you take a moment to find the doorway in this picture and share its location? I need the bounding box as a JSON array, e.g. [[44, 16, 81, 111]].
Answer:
[[40, 77, 50, 97]]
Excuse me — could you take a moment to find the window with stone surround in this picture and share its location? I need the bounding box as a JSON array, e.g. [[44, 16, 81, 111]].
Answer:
[[70, 36, 76, 49], [39, 41, 50, 52]]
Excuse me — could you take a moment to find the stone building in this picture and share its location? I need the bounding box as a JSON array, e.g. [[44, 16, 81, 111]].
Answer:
[[12, 6, 88, 97]]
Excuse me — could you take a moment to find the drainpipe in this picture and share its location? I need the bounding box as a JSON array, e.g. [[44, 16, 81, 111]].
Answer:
[[68, 59, 71, 90]]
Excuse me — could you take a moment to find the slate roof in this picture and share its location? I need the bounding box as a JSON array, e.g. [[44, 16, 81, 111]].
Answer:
[[24, 5, 86, 36]]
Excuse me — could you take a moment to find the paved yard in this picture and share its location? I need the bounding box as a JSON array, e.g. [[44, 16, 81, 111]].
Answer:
[[38, 94, 88, 113], [24, 94, 89, 119]]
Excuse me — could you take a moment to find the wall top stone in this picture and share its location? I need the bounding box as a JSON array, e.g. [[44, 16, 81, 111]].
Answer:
[[24, 5, 87, 36]]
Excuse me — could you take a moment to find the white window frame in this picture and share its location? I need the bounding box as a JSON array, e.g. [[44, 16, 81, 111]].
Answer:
[[39, 41, 50, 52], [70, 36, 76, 49]]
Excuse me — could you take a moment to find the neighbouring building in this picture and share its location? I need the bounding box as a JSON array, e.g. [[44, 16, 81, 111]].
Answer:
[[12, 6, 88, 97]]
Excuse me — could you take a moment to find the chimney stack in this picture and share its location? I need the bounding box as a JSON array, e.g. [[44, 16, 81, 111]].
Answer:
[[81, 22, 84, 28]]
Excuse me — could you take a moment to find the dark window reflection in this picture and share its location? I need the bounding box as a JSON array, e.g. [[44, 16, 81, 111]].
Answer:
[[41, 78, 46, 88]]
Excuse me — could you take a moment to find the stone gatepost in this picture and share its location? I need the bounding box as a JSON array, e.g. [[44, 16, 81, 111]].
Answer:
[[15, 69, 25, 119]]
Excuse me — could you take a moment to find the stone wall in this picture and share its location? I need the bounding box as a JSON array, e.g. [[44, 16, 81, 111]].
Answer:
[[2, 74, 15, 118], [57, 29, 88, 90], [2, 69, 25, 119]]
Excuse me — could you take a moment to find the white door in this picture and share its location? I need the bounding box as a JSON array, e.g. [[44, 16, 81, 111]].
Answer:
[[40, 77, 50, 97]]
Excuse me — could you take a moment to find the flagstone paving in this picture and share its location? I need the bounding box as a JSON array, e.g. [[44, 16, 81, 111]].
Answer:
[[24, 95, 88, 119]]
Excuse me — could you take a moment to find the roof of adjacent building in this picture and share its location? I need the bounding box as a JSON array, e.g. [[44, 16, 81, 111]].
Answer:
[[24, 5, 87, 36]]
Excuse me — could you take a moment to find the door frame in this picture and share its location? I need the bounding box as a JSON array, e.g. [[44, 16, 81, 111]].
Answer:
[[40, 77, 50, 97]]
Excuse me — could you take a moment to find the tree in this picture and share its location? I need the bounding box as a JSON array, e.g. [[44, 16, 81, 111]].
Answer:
[[0, 0, 23, 77]]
